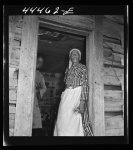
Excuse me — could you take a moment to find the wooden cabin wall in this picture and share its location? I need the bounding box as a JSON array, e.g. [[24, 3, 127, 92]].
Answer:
[[14, 16, 38, 136], [8, 15, 124, 136], [9, 16, 23, 136], [102, 16, 124, 136]]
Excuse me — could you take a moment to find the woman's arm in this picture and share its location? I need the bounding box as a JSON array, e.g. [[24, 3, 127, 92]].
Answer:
[[79, 67, 89, 113], [64, 67, 69, 83], [39, 74, 47, 98]]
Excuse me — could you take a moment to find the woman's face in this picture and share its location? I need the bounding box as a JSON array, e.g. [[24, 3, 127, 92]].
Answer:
[[70, 51, 80, 63], [37, 57, 44, 69]]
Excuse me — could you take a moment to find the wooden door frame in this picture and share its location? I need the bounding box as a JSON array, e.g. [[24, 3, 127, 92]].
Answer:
[[38, 16, 105, 136], [14, 15, 105, 136]]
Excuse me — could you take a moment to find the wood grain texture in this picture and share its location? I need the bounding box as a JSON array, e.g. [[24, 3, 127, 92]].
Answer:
[[9, 119, 15, 128], [9, 105, 16, 113], [86, 16, 105, 136], [104, 90, 123, 99], [9, 89, 17, 101], [9, 78, 18, 87], [104, 60, 124, 68], [103, 75, 121, 86], [9, 67, 17, 78], [104, 15, 124, 25], [104, 67, 124, 77], [103, 49, 124, 64], [105, 115, 124, 130], [9, 128, 14, 136], [105, 128, 124, 136], [9, 113, 15, 120], [103, 41, 124, 54], [104, 100, 123, 112], [102, 17, 123, 41], [39, 15, 94, 30], [14, 16, 38, 136]]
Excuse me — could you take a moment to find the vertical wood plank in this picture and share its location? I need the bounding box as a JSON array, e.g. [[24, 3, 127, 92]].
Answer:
[[14, 16, 38, 136], [86, 34, 95, 132], [87, 16, 105, 136]]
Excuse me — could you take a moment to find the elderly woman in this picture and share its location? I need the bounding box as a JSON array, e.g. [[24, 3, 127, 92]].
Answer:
[[32, 54, 47, 136], [54, 48, 93, 136]]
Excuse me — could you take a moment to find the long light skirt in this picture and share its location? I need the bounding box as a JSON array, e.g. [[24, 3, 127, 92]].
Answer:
[[54, 86, 84, 136]]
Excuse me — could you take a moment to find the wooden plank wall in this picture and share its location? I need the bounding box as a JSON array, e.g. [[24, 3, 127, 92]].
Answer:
[[14, 16, 38, 136], [102, 17, 124, 136], [8, 15, 124, 136], [9, 16, 23, 136]]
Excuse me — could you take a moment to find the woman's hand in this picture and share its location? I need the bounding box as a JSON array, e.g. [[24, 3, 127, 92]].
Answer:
[[79, 101, 85, 114], [40, 89, 46, 98], [73, 101, 85, 114]]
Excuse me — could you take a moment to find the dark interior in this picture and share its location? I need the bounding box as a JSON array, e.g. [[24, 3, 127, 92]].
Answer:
[[33, 25, 86, 136]]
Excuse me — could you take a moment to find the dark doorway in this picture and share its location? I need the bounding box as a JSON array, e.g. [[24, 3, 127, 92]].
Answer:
[[33, 25, 86, 136]]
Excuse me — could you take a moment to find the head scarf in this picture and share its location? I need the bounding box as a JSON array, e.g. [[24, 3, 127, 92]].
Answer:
[[69, 48, 81, 69]]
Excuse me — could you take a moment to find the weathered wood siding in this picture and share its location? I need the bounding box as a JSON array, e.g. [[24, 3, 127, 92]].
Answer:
[[86, 16, 105, 136], [9, 16, 23, 136], [8, 15, 124, 136], [14, 16, 38, 136], [39, 15, 94, 36], [102, 16, 124, 136]]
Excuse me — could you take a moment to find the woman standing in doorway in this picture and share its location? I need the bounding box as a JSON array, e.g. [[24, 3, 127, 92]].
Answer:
[[54, 48, 93, 136], [32, 54, 47, 136]]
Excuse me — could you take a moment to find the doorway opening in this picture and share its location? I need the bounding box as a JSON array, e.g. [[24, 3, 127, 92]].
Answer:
[[32, 24, 86, 136]]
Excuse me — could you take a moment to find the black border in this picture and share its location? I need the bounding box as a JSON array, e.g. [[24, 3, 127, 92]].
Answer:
[[3, 5, 129, 145]]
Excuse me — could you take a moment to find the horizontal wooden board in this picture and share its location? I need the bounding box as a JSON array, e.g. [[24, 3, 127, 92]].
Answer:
[[16, 20, 23, 28], [104, 97, 123, 102], [12, 39, 21, 47], [9, 67, 17, 78], [15, 27, 22, 34], [9, 59, 20, 67], [103, 41, 124, 54], [9, 89, 17, 101], [103, 49, 124, 64], [104, 67, 124, 77], [104, 59, 124, 68], [103, 36, 121, 45], [9, 119, 15, 128], [104, 15, 124, 25], [9, 32, 14, 43], [9, 99, 17, 104], [9, 113, 15, 120], [39, 15, 94, 30], [103, 75, 121, 86], [9, 128, 14, 136], [9, 78, 18, 87], [104, 100, 123, 112], [104, 90, 123, 99], [10, 48, 20, 60], [105, 115, 124, 130], [102, 17, 123, 42], [14, 33, 22, 41], [9, 105, 16, 113], [9, 64, 19, 69], [105, 128, 124, 136]]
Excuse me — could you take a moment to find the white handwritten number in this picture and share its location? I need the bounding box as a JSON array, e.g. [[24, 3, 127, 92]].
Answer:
[[22, 6, 74, 15], [30, 7, 37, 14], [53, 7, 59, 14], [22, 7, 30, 14], [37, 7, 45, 14], [45, 7, 51, 14], [63, 7, 74, 15]]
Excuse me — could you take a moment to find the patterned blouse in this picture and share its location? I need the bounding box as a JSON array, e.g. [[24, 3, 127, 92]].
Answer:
[[64, 63, 89, 101]]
